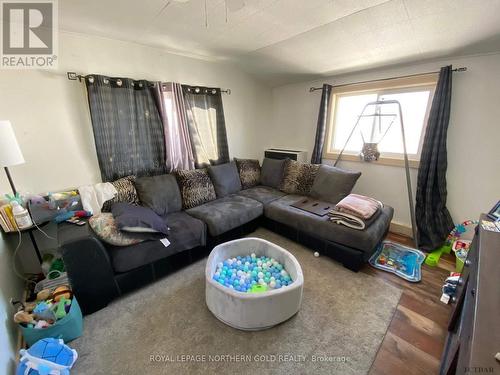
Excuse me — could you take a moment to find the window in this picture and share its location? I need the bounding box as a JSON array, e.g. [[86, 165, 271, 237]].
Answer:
[[324, 74, 437, 167]]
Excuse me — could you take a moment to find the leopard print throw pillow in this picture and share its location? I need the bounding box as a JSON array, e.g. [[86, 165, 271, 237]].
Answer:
[[279, 160, 320, 195], [234, 158, 261, 189], [176, 169, 217, 209]]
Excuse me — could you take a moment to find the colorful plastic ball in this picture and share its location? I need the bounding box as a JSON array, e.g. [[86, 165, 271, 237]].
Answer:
[[269, 280, 276, 288]]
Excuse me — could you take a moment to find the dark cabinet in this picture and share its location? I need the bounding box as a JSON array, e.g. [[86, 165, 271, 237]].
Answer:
[[440, 214, 500, 375]]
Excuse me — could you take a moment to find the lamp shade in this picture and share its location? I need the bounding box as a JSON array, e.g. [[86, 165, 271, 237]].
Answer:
[[0, 120, 25, 167]]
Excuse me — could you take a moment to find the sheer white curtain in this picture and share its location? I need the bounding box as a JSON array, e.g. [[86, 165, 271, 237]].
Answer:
[[153, 82, 195, 171], [182, 85, 230, 168]]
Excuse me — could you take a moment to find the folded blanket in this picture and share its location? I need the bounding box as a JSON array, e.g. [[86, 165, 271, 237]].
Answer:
[[335, 194, 383, 220], [328, 211, 366, 230]]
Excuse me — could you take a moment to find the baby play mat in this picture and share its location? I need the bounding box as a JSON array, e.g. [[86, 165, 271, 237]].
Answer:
[[369, 241, 425, 282]]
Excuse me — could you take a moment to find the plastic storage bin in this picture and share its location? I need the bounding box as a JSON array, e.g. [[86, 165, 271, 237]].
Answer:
[[20, 297, 83, 346]]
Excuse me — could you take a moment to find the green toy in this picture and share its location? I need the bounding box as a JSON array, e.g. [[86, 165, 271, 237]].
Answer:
[[424, 220, 477, 267], [53, 297, 71, 320], [249, 284, 267, 293]]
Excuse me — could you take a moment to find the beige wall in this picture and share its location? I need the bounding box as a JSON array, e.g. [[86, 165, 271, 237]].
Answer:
[[264, 53, 500, 228], [0, 31, 272, 195]]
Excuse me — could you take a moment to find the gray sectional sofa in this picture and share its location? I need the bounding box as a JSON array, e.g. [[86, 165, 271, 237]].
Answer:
[[60, 158, 393, 315]]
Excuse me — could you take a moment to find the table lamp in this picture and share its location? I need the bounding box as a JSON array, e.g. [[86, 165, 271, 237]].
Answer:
[[0, 120, 25, 195]]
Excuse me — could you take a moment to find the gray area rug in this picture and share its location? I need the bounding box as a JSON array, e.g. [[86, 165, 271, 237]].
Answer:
[[71, 228, 402, 375]]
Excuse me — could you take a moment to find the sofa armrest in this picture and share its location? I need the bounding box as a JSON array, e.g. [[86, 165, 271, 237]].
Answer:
[[58, 222, 119, 315]]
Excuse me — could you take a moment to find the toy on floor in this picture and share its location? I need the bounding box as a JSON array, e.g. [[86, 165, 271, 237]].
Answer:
[[16, 338, 78, 375], [440, 272, 462, 304], [369, 241, 425, 282], [425, 220, 477, 267], [212, 254, 293, 293]]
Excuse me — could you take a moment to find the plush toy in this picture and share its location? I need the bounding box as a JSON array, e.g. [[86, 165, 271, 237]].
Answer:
[[36, 289, 52, 301], [33, 301, 56, 322], [16, 338, 78, 375], [34, 320, 51, 329], [53, 297, 71, 320], [53, 286, 72, 302], [24, 301, 37, 313], [14, 311, 35, 325]]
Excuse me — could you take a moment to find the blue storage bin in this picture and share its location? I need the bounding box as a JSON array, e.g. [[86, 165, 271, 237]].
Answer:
[[20, 297, 83, 346]]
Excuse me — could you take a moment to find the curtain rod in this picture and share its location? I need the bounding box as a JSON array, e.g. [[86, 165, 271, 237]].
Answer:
[[309, 67, 467, 92], [66, 72, 232, 94]]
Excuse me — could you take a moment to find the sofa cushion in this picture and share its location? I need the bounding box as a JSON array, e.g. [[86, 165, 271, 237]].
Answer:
[[107, 211, 206, 273], [234, 158, 260, 189], [260, 158, 286, 189], [237, 185, 286, 205], [310, 165, 361, 204], [134, 174, 182, 215], [186, 195, 263, 236], [279, 159, 320, 195], [265, 195, 393, 253], [111, 202, 170, 234], [175, 169, 217, 209], [208, 162, 242, 198], [102, 175, 140, 212]]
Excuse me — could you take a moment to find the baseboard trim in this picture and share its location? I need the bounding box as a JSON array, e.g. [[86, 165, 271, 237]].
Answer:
[[389, 221, 413, 238]]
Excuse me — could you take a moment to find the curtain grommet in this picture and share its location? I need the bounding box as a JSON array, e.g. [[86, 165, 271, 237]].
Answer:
[[116, 79, 122, 87], [87, 76, 94, 83]]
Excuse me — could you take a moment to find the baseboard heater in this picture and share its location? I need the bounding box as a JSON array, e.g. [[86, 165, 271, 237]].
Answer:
[[264, 148, 308, 162]]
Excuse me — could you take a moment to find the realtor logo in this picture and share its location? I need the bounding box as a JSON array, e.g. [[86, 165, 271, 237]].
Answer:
[[1, 0, 58, 69]]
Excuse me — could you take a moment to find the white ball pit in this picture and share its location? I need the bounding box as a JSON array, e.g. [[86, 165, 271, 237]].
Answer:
[[205, 237, 304, 331]]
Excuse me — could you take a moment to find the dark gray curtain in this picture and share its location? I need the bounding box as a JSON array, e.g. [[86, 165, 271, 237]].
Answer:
[[182, 85, 229, 168], [85, 75, 166, 182], [415, 66, 455, 251], [311, 84, 333, 164]]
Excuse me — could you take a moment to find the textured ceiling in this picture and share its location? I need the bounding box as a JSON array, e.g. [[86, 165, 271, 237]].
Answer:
[[60, 0, 500, 86]]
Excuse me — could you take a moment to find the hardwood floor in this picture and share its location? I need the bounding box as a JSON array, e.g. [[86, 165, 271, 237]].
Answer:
[[366, 233, 454, 375]]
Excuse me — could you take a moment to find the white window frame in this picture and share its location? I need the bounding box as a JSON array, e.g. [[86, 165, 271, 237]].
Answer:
[[323, 74, 438, 168]]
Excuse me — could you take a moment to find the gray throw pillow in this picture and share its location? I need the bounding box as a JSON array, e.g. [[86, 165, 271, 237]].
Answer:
[[135, 174, 182, 216], [260, 158, 287, 189], [309, 165, 361, 204], [208, 162, 242, 198], [111, 202, 169, 235]]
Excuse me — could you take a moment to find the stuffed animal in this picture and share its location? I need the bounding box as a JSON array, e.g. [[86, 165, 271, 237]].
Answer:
[[16, 338, 78, 375], [36, 289, 52, 301], [53, 297, 71, 320], [33, 301, 56, 322], [53, 286, 72, 303], [14, 311, 35, 325]]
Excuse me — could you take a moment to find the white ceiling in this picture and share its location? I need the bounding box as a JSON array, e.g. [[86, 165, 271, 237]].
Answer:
[[60, 0, 500, 86]]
